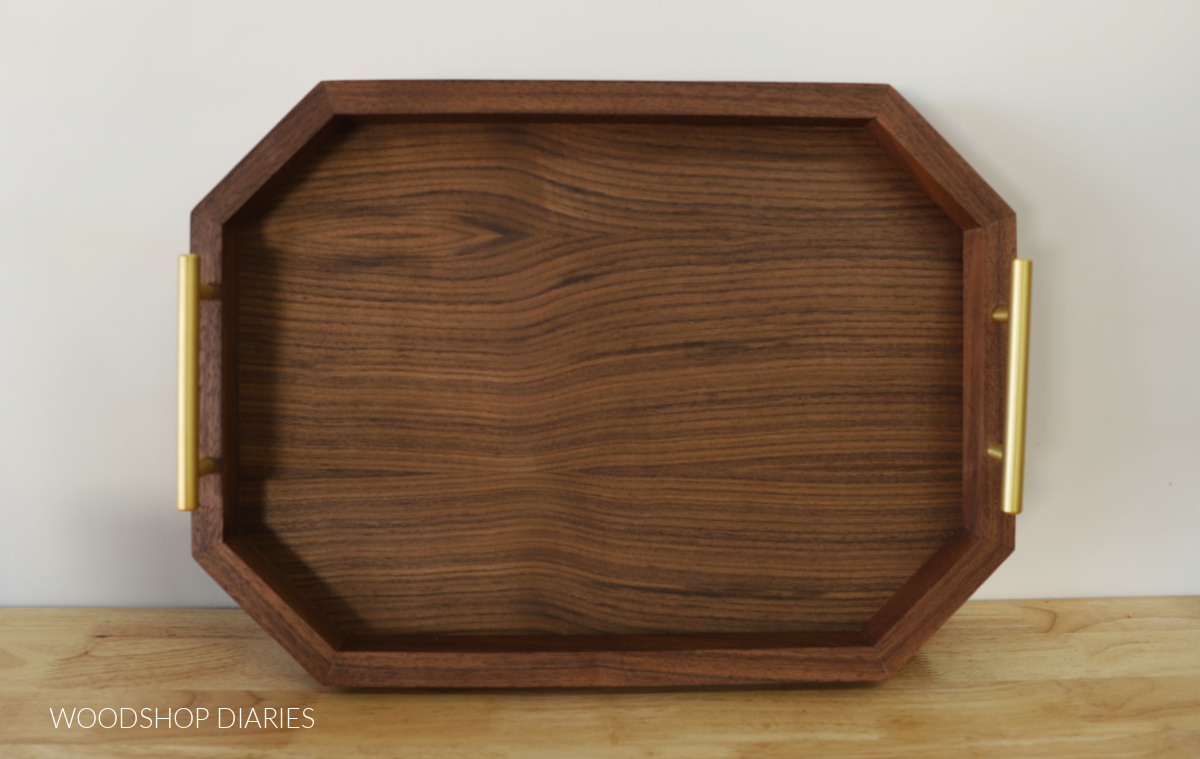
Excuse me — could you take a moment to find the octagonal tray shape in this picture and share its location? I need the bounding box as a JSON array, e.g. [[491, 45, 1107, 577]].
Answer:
[[188, 81, 1017, 687]]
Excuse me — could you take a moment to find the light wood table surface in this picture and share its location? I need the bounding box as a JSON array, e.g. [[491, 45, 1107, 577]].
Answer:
[[1, 597, 1198, 757]]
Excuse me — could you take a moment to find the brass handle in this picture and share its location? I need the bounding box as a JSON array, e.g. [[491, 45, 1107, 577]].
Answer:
[[988, 259, 1032, 515], [177, 254, 216, 511]]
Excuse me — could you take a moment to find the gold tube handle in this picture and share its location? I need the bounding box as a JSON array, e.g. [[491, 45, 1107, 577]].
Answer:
[[177, 254, 216, 511], [988, 259, 1032, 515]]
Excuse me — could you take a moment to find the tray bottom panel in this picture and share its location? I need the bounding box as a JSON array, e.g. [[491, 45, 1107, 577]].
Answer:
[[231, 119, 964, 637]]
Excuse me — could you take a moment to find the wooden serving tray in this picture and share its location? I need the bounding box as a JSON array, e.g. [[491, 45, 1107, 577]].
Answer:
[[186, 81, 1019, 687]]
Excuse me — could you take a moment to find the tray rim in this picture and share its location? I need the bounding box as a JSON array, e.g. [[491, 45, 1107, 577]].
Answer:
[[189, 80, 1016, 687]]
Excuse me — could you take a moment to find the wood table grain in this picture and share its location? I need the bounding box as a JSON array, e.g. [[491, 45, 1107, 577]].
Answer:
[[1, 598, 1197, 757]]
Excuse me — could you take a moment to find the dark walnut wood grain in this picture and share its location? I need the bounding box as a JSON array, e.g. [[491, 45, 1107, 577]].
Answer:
[[191, 81, 1015, 686], [233, 121, 963, 637]]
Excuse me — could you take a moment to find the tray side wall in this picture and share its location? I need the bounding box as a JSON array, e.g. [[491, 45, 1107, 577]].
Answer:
[[859, 88, 1017, 671]]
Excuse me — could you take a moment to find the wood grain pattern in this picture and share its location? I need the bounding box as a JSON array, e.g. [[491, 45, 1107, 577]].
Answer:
[[321, 79, 891, 121], [3, 599, 1197, 757], [231, 120, 963, 639], [189, 81, 1017, 685]]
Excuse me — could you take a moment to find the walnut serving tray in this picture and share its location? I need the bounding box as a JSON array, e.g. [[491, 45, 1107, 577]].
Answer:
[[178, 81, 1031, 687]]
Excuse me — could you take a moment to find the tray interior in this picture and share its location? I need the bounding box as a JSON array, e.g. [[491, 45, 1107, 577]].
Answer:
[[230, 119, 963, 639]]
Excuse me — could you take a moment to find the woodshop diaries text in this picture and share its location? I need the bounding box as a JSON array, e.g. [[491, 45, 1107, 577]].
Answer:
[[49, 706, 315, 729]]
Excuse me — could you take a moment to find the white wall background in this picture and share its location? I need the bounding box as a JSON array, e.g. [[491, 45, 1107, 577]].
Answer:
[[1, 0, 1197, 608]]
